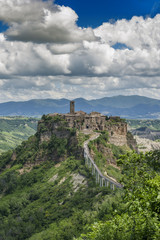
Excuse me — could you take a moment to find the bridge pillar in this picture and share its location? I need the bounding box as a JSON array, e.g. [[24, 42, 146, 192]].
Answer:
[[96, 170, 98, 183], [92, 164, 94, 175], [97, 173, 100, 183], [100, 177, 104, 187], [101, 178, 104, 187], [100, 177, 102, 187], [110, 183, 115, 190], [105, 180, 109, 187]]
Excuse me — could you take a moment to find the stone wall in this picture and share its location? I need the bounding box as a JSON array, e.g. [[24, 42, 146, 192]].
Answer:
[[62, 113, 106, 131]]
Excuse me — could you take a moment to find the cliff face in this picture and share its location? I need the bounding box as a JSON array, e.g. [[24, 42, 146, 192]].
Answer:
[[38, 118, 72, 143], [37, 115, 83, 162], [39, 114, 136, 149], [127, 132, 138, 151], [106, 121, 128, 146], [33, 113, 137, 169], [9, 115, 83, 168], [35, 115, 131, 170]]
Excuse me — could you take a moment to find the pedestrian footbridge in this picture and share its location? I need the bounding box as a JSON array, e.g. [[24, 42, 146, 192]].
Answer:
[[83, 133, 123, 190]]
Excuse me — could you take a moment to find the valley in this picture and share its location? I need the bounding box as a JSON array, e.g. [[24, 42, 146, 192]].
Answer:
[[0, 117, 38, 154], [127, 119, 160, 152]]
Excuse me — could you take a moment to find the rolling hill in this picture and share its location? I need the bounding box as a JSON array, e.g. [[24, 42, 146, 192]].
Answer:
[[0, 95, 160, 119], [0, 117, 38, 153]]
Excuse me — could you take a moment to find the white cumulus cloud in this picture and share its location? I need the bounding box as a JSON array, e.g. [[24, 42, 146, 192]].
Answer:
[[0, 0, 97, 43], [0, 1, 160, 101]]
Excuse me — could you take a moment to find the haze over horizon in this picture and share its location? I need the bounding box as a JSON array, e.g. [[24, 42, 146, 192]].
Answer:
[[0, 0, 160, 102], [1, 94, 160, 104]]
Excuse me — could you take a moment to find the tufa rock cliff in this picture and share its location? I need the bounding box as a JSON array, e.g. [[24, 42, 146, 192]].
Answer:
[[9, 111, 137, 169]]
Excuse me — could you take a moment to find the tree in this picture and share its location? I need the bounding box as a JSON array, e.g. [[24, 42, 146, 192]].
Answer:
[[76, 151, 160, 240]]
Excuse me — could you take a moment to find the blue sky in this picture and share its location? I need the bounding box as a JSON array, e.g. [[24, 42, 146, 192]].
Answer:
[[55, 0, 160, 27], [1, 0, 159, 31], [0, 21, 8, 32], [0, 0, 160, 102]]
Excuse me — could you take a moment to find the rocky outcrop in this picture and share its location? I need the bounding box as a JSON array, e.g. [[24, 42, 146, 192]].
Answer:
[[134, 136, 160, 153], [39, 113, 136, 149], [37, 115, 83, 162], [106, 122, 128, 146], [127, 132, 138, 151], [37, 113, 137, 166], [37, 116, 72, 143]]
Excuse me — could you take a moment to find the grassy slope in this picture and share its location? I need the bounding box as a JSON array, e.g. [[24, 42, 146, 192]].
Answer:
[[0, 117, 38, 153]]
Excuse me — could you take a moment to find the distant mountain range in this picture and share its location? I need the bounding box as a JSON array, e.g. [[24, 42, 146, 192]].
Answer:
[[0, 95, 160, 119]]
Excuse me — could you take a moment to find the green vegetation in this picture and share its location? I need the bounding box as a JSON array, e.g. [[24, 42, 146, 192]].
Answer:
[[77, 132, 90, 147], [88, 131, 125, 182], [1, 115, 160, 240], [106, 118, 126, 127], [76, 151, 160, 240], [0, 132, 119, 240], [0, 117, 38, 153], [106, 165, 122, 182], [127, 119, 160, 130]]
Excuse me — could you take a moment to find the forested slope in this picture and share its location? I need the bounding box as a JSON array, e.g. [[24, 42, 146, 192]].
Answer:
[[76, 150, 160, 239]]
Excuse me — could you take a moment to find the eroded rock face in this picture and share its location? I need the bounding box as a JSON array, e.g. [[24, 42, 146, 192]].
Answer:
[[127, 132, 138, 151], [95, 143, 116, 165], [37, 116, 83, 163], [106, 122, 128, 146], [38, 114, 136, 149], [38, 117, 71, 143], [71, 173, 87, 192], [40, 132, 52, 143], [37, 113, 137, 161], [135, 136, 160, 153], [132, 127, 160, 141]]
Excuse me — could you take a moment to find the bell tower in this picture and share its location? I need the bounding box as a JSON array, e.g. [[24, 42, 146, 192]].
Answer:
[[70, 101, 75, 114]]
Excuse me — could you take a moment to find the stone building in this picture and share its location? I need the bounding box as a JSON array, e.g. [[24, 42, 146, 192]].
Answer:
[[47, 101, 133, 147], [60, 101, 106, 131]]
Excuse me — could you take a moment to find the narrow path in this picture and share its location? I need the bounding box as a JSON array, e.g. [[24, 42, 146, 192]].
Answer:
[[83, 132, 123, 189]]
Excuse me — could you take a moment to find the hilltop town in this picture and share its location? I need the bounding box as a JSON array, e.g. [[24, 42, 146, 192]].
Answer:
[[39, 101, 137, 149]]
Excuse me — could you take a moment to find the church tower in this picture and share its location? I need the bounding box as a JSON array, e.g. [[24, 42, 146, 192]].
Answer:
[[70, 101, 75, 114]]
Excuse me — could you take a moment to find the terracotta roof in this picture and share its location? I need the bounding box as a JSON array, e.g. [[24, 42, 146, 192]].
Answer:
[[75, 111, 86, 115]]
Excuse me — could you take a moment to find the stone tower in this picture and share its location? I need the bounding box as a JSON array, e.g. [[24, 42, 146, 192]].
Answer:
[[70, 101, 75, 114]]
